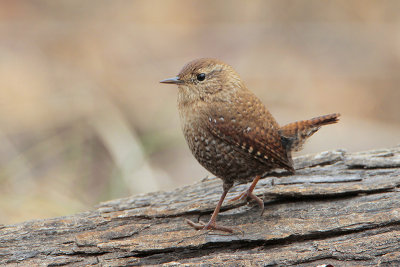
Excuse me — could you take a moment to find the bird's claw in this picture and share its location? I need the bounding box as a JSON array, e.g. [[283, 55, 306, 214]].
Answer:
[[185, 219, 234, 233], [229, 190, 265, 216]]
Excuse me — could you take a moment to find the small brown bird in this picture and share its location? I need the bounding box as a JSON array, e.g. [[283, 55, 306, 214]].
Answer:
[[161, 58, 340, 232]]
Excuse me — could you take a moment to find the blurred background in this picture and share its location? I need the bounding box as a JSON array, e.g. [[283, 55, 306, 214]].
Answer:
[[1, 0, 399, 224]]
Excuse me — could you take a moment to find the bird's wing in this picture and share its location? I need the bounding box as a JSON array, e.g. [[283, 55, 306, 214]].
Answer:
[[205, 108, 294, 173]]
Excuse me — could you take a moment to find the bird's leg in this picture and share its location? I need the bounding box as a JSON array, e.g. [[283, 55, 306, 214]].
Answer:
[[186, 188, 234, 233], [229, 175, 264, 215]]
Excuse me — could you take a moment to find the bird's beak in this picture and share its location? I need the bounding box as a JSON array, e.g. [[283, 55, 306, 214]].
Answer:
[[160, 76, 183, 84]]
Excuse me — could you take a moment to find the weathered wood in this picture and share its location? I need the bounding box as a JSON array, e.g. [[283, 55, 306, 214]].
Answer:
[[1, 147, 400, 266]]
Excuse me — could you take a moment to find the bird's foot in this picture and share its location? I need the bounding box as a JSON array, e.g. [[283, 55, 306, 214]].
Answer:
[[229, 189, 265, 216], [185, 219, 234, 233], [229, 190, 248, 202]]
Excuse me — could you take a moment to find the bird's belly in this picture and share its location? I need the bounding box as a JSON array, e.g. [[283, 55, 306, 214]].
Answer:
[[184, 128, 273, 184]]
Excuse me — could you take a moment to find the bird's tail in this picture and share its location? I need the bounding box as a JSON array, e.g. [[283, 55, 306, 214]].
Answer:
[[279, 113, 340, 152]]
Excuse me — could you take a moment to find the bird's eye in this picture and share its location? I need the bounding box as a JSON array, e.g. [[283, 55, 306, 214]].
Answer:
[[196, 73, 206, 81]]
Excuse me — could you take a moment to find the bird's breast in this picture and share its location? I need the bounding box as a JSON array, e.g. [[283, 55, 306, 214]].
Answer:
[[178, 102, 275, 183]]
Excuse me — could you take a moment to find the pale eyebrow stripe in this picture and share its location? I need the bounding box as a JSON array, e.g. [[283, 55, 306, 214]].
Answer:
[[205, 65, 224, 78]]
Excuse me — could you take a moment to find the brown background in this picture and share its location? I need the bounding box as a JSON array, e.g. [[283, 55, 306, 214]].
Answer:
[[0, 0, 399, 224]]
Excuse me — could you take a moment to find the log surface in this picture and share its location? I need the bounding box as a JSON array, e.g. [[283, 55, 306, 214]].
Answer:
[[1, 147, 400, 266]]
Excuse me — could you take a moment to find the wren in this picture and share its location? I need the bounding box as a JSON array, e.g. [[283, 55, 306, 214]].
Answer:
[[161, 58, 340, 232]]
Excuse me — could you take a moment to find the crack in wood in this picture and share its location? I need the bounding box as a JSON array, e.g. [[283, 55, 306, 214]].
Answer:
[[132, 222, 400, 265]]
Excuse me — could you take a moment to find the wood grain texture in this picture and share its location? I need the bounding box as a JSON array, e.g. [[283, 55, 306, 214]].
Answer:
[[1, 147, 400, 266]]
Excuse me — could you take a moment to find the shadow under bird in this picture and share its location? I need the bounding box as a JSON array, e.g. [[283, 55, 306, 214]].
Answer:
[[161, 58, 340, 232]]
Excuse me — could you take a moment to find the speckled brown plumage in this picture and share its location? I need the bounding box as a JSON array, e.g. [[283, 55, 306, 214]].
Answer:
[[161, 58, 340, 232]]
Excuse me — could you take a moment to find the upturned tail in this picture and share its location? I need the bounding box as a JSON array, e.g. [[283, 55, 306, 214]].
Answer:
[[279, 113, 340, 152]]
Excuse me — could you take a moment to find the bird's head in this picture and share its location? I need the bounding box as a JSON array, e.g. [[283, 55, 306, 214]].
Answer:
[[160, 58, 243, 104]]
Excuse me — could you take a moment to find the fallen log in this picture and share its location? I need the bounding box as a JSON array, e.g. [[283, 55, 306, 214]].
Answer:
[[1, 147, 400, 266]]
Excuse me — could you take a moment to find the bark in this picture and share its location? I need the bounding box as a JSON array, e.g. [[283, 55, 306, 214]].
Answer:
[[1, 147, 400, 266]]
